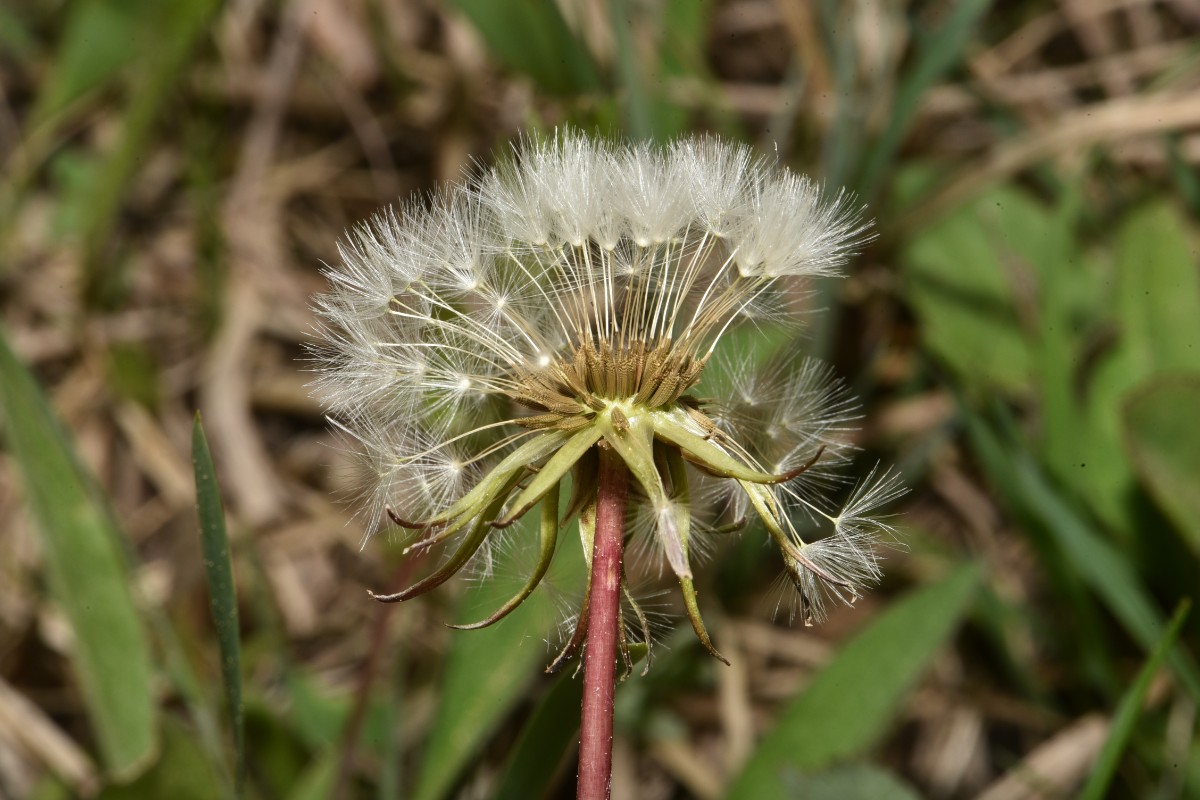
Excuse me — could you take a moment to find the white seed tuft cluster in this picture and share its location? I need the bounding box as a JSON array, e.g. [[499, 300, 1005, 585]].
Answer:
[[313, 130, 898, 661]]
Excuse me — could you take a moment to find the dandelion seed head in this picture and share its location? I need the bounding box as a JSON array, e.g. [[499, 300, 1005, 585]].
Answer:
[[312, 129, 900, 666]]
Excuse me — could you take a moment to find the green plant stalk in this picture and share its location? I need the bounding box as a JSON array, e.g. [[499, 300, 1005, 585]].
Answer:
[[1079, 600, 1191, 800], [577, 447, 629, 800], [192, 414, 245, 796], [80, 0, 220, 308]]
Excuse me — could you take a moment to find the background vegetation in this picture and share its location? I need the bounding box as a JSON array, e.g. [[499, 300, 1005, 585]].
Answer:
[[1, 0, 1199, 797]]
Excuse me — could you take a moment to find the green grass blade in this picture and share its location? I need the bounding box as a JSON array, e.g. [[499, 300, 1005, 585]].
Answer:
[[818, 0, 863, 192], [725, 564, 982, 799], [192, 414, 245, 796], [608, 0, 697, 141], [1080, 600, 1191, 800], [968, 414, 1200, 702], [855, 0, 992, 197], [451, 0, 601, 95], [80, 0, 221, 307], [609, 0, 652, 140], [6, 0, 217, 263], [27, 0, 146, 129], [0, 328, 157, 778], [1167, 135, 1200, 214], [376, 676, 402, 800]]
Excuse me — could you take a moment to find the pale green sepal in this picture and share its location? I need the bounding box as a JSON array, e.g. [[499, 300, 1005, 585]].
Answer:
[[740, 480, 804, 556], [495, 426, 603, 526], [401, 432, 569, 552], [600, 413, 691, 578], [412, 431, 569, 527], [652, 408, 782, 483], [371, 471, 524, 602], [741, 482, 840, 596], [562, 451, 598, 526], [403, 495, 501, 554], [449, 481, 562, 630], [579, 491, 596, 566], [664, 447, 728, 664]]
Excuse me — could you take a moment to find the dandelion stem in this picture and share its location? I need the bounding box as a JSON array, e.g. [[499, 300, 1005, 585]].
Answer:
[[578, 446, 628, 800]]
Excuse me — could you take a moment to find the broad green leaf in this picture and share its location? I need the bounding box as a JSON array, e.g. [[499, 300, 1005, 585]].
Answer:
[[1122, 375, 1200, 556], [1109, 204, 1200, 373], [725, 565, 981, 799], [412, 521, 586, 800], [492, 642, 650, 800], [451, 0, 602, 95], [1036, 233, 1114, 523], [494, 667, 584, 800], [285, 674, 349, 752], [1079, 601, 1190, 800], [902, 185, 1045, 393], [27, 777, 72, 800], [767, 764, 922, 800], [1067, 203, 1200, 532], [240, 700, 312, 798], [266, 667, 397, 758], [98, 718, 224, 800], [0, 329, 157, 778], [192, 415, 245, 795]]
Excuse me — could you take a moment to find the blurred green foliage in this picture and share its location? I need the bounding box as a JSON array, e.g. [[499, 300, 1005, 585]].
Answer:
[[0, 331, 158, 780], [1, 0, 1198, 798]]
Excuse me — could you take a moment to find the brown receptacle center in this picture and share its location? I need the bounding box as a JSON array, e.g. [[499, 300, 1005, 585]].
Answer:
[[512, 340, 708, 431]]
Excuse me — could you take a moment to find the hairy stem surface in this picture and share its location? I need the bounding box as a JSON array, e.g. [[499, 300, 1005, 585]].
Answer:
[[577, 446, 628, 800]]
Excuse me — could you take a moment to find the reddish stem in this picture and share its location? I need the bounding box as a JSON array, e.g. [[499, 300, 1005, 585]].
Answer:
[[577, 447, 628, 800]]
